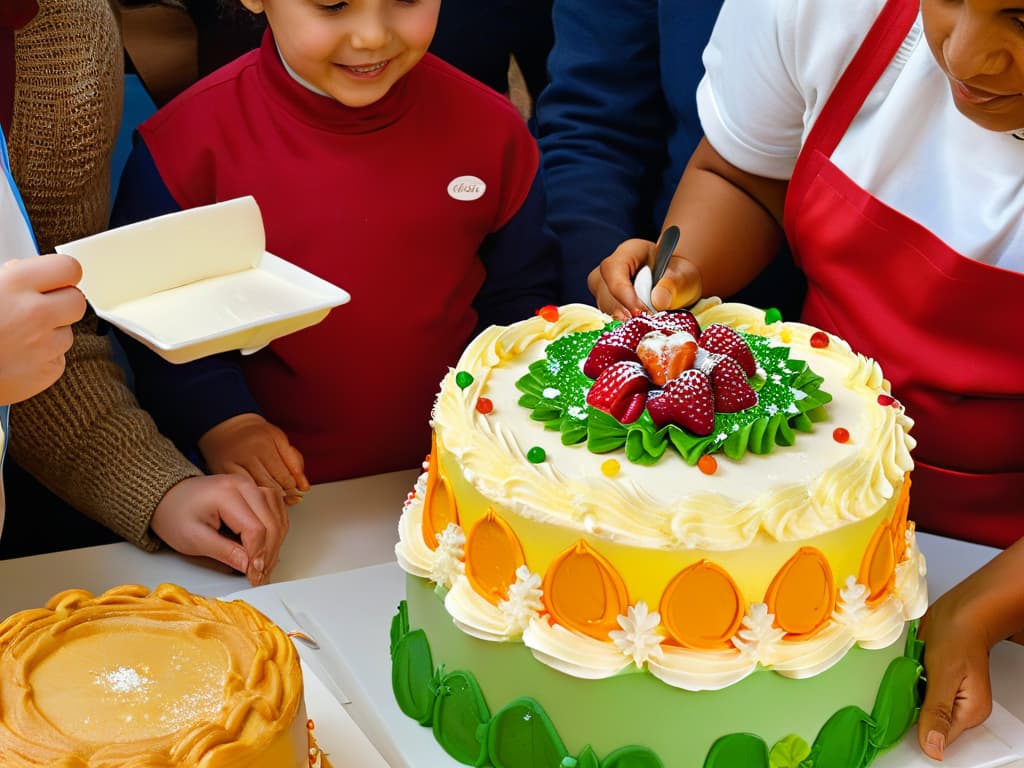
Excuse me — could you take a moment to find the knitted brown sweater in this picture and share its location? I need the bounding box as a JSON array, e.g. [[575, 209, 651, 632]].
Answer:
[[6, 0, 201, 551]]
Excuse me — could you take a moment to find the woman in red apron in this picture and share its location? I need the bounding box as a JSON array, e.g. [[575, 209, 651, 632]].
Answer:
[[588, 0, 1024, 759]]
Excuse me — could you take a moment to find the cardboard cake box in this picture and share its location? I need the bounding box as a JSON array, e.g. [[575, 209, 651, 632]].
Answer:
[[57, 196, 350, 364]]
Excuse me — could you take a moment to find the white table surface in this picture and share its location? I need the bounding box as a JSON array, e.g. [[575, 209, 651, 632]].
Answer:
[[1, 467, 1021, 767]]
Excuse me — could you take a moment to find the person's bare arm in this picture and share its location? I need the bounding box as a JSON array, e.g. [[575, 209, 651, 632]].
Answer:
[[589, 137, 787, 318], [917, 537, 1024, 760]]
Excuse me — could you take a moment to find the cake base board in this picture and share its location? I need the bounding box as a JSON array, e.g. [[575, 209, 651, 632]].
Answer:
[[231, 563, 1024, 768]]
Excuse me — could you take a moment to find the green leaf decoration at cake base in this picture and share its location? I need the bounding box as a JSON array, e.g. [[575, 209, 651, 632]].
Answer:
[[434, 670, 492, 766], [600, 745, 665, 768], [515, 324, 832, 466], [869, 656, 924, 750], [391, 628, 436, 725], [806, 706, 877, 768], [488, 697, 569, 768], [904, 618, 925, 664], [769, 734, 811, 768], [704, 732, 770, 768], [571, 746, 602, 768], [390, 600, 410, 657], [388, 604, 923, 768]]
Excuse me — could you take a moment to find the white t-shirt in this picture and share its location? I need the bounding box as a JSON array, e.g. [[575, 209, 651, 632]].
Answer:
[[696, 0, 1024, 272]]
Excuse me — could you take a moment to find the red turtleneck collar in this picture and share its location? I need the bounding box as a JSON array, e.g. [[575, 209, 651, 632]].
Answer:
[[254, 28, 418, 135]]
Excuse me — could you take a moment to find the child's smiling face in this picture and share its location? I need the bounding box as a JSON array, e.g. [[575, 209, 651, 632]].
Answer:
[[922, 0, 1024, 132], [241, 0, 440, 108]]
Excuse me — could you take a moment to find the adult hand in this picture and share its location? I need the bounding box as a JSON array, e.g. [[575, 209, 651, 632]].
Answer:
[[916, 581, 996, 760], [150, 474, 290, 586], [0, 254, 87, 404], [587, 238, 703, 320], [198, 413, 310, 505]]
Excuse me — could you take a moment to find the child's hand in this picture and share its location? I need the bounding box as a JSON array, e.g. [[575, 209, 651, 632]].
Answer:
[[587, 238, 703, 319], [151, 474, 290, 586], [917, 582, 997, 760], [0, 254, 87, 404], [198, 413, 310, 504]]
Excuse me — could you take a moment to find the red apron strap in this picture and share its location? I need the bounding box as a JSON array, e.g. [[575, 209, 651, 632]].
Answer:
[[802, 0, 918, 158]]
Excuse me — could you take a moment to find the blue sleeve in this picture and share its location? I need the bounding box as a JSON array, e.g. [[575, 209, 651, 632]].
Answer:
[[536, 0, 722, 306], [474, 173, 561, 329], [109, 137, 262, 454], [536, 0, 669, 305]]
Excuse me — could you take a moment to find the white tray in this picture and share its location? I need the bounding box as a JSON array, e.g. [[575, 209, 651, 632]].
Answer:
[[57, 197, 350, 363], [302, 661, 387, 768], [228, 563, 1024, 768]]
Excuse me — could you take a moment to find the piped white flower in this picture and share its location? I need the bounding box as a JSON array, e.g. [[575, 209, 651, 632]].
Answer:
[[498, 566, 544, 636], [610, 602, 665, 668], [731, 603, 785, 661], [833, 575, 871, 628], [430, 523, 466, 588]]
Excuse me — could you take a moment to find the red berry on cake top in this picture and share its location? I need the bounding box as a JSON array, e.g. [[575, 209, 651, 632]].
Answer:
[[581, 312, 760, 433], [698, 323, 757, 377], [646, 370, 716, 435], [585, 361, 650, 424]]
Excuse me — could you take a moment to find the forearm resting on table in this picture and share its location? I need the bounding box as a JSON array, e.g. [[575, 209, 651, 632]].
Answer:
[[663, 138, 787, 302]]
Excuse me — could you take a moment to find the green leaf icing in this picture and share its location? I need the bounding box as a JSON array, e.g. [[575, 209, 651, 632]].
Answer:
[[769, 734, 811, 768], [807, 706, 876, 768], [391, 628, 436, 725], [389, 608, 923, 768], [390, 600, 410, 657], [869, 656, 923, 749], [904, 618, 925, 664], [703, 733, 770, 768], [514, 323, 832, 465], [433, 670, 491, 765], [600, 745, 665, 767], [488, 698, 569, 768]]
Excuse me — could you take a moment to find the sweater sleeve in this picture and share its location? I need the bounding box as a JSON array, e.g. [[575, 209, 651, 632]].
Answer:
[[110, 137, 263, 452], [536, 0, 672, 305], [7, 313, 201, 551], [474, 172, 561, 328]]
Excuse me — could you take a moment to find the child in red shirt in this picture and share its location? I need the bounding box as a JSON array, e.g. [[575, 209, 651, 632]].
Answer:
[[112, 0, 559, 490]]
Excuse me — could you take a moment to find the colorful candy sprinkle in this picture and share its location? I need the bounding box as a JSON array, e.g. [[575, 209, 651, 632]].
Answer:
[[527, 446, 547, 464], [877, 394, 895, 406], [764, 307, 782, 324], [779, 329, 792, 343], [697, 455, 718, 475], [810, 331, 830, 348], [601, 459, 620, 477], [833, 427, 850, 443], [455, 371, 474, 389], [475, 397, 494, 414], [536, 305, 560, 322]]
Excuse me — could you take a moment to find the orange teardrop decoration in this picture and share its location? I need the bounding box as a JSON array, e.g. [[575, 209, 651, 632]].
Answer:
[[422, 434, 459, 550], [542, 541, 629, 641], [889, 473, 912, 564], [859, 521, 896, 607], [465, 510, 527, 605], [659, 560, 744, 650], [764, 547, 835, 637]]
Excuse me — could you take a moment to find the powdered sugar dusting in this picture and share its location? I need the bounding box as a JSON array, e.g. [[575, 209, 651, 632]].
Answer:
[[96, 666, 151, 694]]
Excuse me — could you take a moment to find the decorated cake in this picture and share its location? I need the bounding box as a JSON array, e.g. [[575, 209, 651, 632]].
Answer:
[[0, 583, 331, 767], [393, 300, 927, 768]]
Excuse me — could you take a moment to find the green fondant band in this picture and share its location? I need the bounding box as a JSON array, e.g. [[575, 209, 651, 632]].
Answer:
[[392, 575, 922, 768]]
